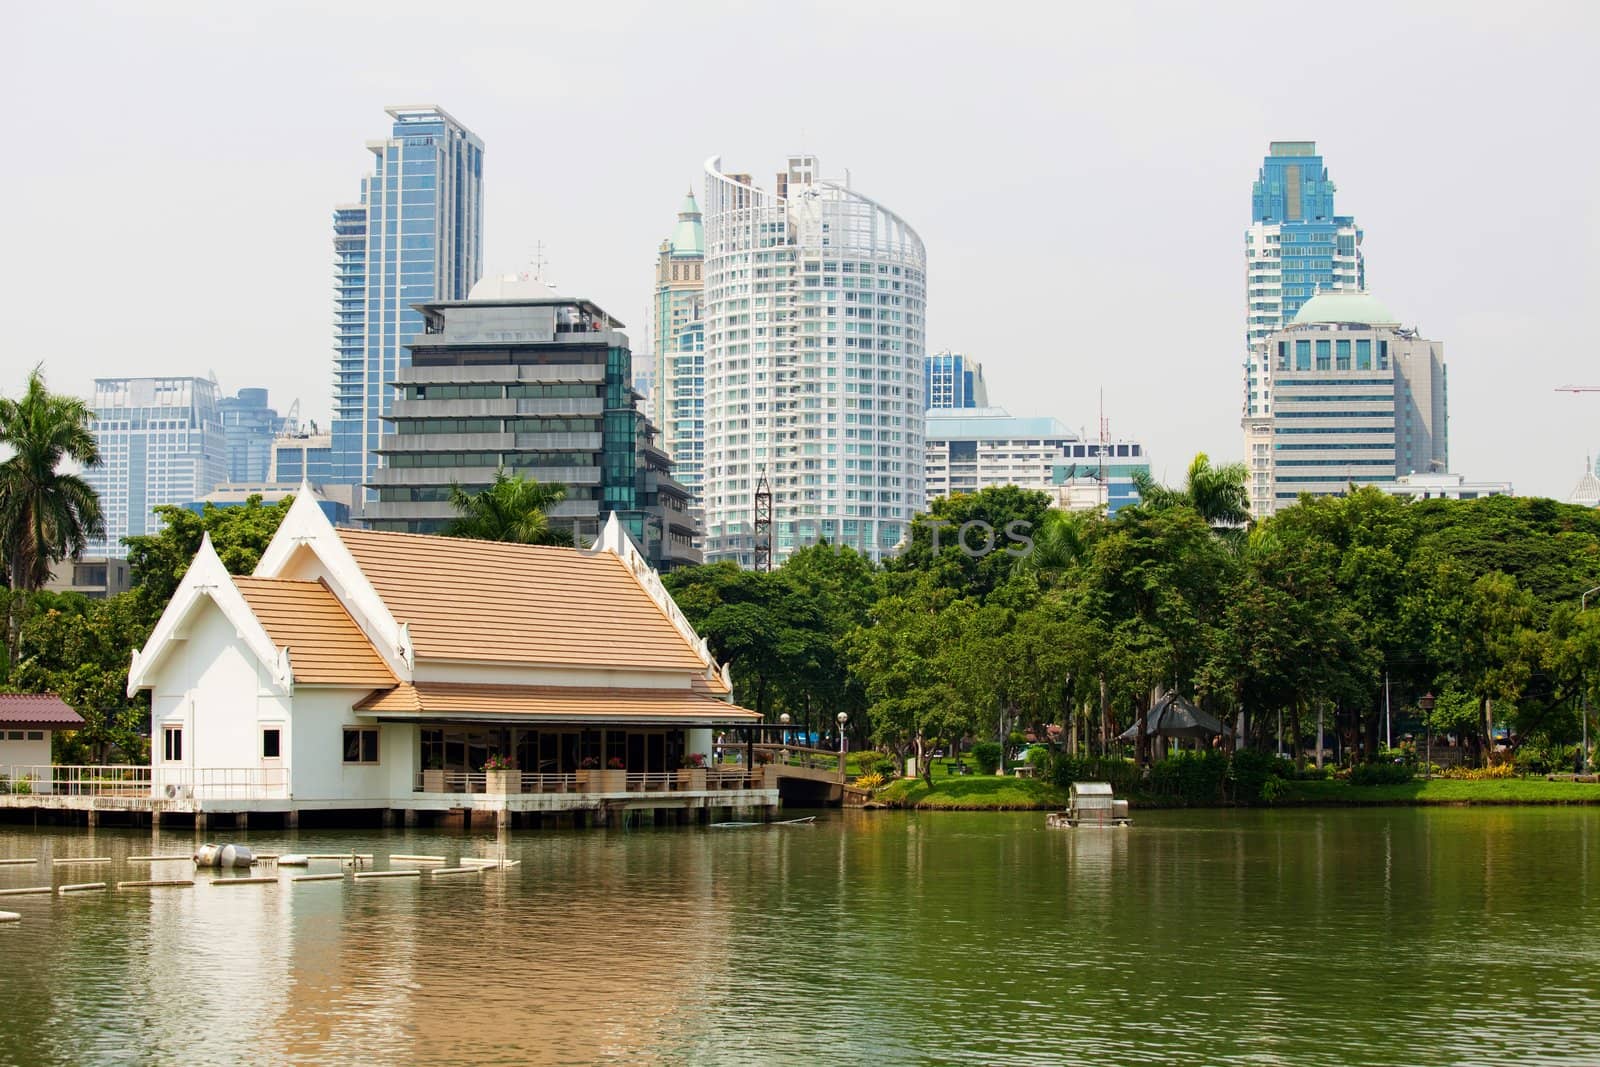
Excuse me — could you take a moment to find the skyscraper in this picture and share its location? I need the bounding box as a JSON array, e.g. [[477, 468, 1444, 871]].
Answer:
[[1245, 142, 1364, 347], [366, 274, 702, 569], [84, 377, 227, 554], [924, 351, 988, 410], [330, 106, 484, 498], [702, 155, 926, 565], [1242, 291, 1447, 518], [652, 191, 706, 511], [218, 387, 285, 482]]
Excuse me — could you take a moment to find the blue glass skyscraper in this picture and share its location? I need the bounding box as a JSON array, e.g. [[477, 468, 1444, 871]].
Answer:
[[1244, 141, 1364, 348], [330, 106, 484, 496], [924, 351, 988, 409]]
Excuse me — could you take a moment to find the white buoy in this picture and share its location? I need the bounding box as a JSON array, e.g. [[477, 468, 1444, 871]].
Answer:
[[0, 911, 19, 923], [277, 854, 310, 867]]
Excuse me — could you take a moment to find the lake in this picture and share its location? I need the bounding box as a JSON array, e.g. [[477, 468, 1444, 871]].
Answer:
[[1, 808, 1598, 1065]]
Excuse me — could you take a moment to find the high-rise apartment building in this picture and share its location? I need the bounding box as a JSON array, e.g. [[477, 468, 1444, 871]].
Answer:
[[925, 351, 988, 409], [652, 191, 706, 512], [84, 377, 228, 554], [365, 274, 701, 569], [1245, 142, 1364, 348], [218, 387, 285, 482], [702, 155, 926, 565], [1243, 291, 1447, 518], [330, 106, 484, 498]]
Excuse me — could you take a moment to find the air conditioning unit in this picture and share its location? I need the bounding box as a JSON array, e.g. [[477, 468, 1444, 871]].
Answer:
[[164, 784, 178, 799]]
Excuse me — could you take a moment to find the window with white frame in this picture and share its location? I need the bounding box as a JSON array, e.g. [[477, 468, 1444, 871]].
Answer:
[[162, 725, 183, 762]]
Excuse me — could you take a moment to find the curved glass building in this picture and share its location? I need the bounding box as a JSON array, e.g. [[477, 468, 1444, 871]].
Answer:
[[702, 155, 926, 565]]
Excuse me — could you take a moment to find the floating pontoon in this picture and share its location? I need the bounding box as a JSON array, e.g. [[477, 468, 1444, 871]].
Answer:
[[1046, 782, 1130, 829]]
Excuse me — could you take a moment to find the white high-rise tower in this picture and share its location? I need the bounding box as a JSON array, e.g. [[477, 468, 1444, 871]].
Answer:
[[701, 156, 926, 565]]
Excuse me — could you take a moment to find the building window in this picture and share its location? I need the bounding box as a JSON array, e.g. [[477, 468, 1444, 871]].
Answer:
[[343, 728, 379, 764], [262, 728, 282, 760], [26, 731, 43, 741], [162, 725, 183, 762]]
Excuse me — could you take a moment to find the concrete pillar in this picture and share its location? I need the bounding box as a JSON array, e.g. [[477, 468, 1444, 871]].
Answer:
[[284, 811, 298, 830], [150, 809, 161, 830], [382, 809, 396, 828], [403, 809, 417, 827], [236, 812, 248, 831], [196, 811, 209, 831], [86, 809, 98, 828], [496, 808, 510, 830]]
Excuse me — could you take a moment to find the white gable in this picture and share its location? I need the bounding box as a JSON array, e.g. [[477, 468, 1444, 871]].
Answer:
[[252, 483, 414, 677], [127, 534, 290, 695]]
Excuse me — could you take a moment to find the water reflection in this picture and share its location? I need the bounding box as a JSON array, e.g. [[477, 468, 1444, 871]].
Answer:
[[0, 810, 1598, 1065]]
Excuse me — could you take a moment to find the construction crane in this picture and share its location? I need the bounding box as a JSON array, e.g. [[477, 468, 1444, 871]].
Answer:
[[1556, 385, 1600, 392]]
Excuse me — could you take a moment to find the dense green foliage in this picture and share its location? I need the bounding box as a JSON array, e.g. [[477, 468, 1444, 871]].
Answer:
[[668, 475, 1600, 780]]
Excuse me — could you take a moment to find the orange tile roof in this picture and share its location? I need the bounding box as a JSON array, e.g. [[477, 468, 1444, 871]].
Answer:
[[233, 577, 397, 688], [336, 528, 716, 675], [356, 682, 759, 723]]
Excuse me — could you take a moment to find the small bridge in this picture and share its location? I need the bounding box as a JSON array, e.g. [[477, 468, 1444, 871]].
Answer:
[[750, 744, 848, 805]]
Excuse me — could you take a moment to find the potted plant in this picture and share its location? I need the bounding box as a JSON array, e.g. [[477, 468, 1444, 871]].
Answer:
[[483, 753, 520, 795], [677, 752, 707, 791], [422, 755, 446, 793]]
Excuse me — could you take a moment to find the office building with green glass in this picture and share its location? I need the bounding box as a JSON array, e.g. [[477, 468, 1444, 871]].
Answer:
[[364, 274, 701, 569]]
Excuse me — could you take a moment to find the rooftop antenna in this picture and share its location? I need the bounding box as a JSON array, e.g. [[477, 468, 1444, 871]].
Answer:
[[1097, 389, 1109, 515]]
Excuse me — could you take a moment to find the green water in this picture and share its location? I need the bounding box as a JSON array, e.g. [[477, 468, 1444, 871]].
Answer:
[[1, 808, 1598, 1065]]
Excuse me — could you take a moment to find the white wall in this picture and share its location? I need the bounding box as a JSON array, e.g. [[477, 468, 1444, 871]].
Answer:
[[1, 733, 53, 793], [287, 690, 412, 805]]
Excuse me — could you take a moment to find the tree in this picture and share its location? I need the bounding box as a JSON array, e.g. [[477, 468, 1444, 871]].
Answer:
[[0, 368, 104, 663], [1131, 453, 1250, 534], [444, 470, 571, 546], [125, 497, 293, 625], [6, 591, 151, 763]]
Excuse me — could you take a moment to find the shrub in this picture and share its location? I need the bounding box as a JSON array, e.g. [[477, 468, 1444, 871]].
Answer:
[[1229, 749, 1284, 804], [873, 758, 899, 777], [852, 771, 885, 792], [1047, 755, 1141, 795], [1150, 751, 1227, 804], [1349, 761, 1414, 786], [971, 741, 1003, 775], [1439, 762, 1516, 780], [1023, 746, 1049, 766]]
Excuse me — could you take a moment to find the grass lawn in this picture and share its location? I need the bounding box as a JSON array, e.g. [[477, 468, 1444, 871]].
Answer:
[[1278, 777, 1600, 806], [875, 775, 1067, 810]]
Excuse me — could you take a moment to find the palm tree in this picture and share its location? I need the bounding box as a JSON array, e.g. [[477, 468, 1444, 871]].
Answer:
[[444, 469, 572, 546], [0, 368, 104, 591], [1131, 453, 1250, 532]]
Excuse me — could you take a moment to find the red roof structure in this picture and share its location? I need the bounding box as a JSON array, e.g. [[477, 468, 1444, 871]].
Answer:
[[0, 694, 85, 730]]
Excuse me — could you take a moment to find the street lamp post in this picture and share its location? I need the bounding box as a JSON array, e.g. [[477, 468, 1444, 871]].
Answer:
[[1420, 692, 1436, 780], [779, 713, 791, 765], [836, 711, 849, 780]]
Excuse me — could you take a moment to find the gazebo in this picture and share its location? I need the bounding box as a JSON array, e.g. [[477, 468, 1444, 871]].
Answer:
[[1118, 693, 1230, 753]]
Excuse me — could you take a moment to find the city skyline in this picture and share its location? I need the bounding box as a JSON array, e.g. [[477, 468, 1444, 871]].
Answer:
[[2, 3, 1596, 501]]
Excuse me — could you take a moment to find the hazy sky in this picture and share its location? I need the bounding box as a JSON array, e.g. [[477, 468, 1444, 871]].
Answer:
[[4, 0, 1596, 499]]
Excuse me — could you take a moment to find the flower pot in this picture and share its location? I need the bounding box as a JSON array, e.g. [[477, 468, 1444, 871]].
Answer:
[[676, 768, 707, 791], [422, 769, 446, 793], [577, 769, 627, 792], [485, 768, 522, 795]]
